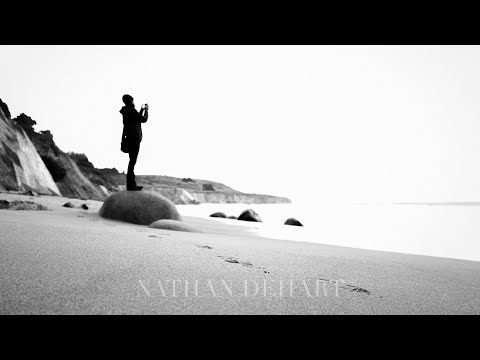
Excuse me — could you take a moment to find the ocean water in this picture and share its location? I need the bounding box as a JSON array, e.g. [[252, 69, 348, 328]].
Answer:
[[176, 202, 480, 262]]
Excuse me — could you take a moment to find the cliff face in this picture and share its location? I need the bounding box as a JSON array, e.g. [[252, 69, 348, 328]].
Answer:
[[54, 154, 107, 200], [67, 152, 125, 193], [0, 104, 60, 195], [11, 113, 106, 201], [168, 189, 290, 205], [191, 192, 291, 204]]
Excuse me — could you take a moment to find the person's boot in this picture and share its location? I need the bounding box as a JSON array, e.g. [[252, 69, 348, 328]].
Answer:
[[126, 182, 138, 191], [127, 183, 143, 191], [126, 174, 138, 191]]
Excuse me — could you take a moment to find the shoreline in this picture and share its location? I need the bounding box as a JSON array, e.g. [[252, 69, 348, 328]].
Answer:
[[1, 192, 479, 314]]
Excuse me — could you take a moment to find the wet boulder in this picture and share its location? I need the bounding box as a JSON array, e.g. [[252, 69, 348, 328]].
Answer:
[[284, 217, 303, 226], [238, 209, 262, 222]]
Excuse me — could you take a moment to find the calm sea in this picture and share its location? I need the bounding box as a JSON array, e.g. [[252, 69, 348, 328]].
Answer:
[[176, 202, 480, 262]]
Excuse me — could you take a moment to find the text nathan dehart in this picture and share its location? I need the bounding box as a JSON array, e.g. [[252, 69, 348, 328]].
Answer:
[[137, 278, 349, 298]]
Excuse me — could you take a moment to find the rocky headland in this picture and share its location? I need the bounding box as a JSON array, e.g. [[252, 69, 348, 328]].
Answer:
[[0, 98, 291, 205]]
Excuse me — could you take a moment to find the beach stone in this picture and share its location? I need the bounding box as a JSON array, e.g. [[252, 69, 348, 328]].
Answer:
[[99, 190, 182, 225], [149, 219, 202, 233], [63, 202, 77, 208], [284, 217, 303, 226], [9, 200, 49, 211], [0, 200, 9, 209], [238, 209, 262, 222], [80, 204, 89, 210], [227, 215, 237, 219], [210, 212, 227, 218]]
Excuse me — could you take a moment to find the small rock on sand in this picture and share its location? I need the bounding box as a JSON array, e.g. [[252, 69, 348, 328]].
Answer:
[[210, 212, 227, 218], [0, 200, 10, 209], [149, 219, 202, 233], [63, 202, 77, 208], [80, 204, 89, 210], [23, 190, 38, 197], [8, 200, 50, 211]]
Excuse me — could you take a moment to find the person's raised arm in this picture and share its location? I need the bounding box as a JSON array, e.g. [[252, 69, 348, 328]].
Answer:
[[139, 104, 149, 123]]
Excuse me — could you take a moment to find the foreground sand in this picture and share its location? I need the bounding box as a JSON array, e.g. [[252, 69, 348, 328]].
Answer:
[[1, 192, 479, 314]]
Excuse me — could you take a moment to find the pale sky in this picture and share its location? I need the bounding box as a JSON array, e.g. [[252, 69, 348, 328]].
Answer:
[[1, 45, 480, 204]]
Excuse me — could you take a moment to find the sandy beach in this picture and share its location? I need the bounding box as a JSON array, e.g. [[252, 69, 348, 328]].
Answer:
[[1, 192, 479, 315]]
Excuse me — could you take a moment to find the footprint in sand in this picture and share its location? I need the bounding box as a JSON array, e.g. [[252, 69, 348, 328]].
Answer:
[[343, 284, 372, 294], [148, 233, 174, 238], [219, 256, 254, 267], [148, 235, 163, 239], [317, 278, 373, 296], [217, 256, 270, 273], [196, 245, 213, 249]]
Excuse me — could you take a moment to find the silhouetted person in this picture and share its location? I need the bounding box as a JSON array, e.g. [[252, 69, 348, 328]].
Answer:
[[120, 94, 148, 191]]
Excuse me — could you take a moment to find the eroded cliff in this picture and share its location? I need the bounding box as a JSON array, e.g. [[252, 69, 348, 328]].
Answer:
[[11, 113, 106, 201], [0, 101, 60, 195]]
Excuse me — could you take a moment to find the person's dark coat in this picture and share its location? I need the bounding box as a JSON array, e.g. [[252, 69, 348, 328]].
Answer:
[[120, 106, 148, 141]]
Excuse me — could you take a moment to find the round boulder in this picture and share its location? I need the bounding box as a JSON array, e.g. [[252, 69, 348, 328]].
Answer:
[[149, 219, 201, 233], [227, 215, 238, 220], [284, 217, 303, 226], [99, 190, 182, 225], [210, 212, 227, 218], [238, 209, 262, 222]]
